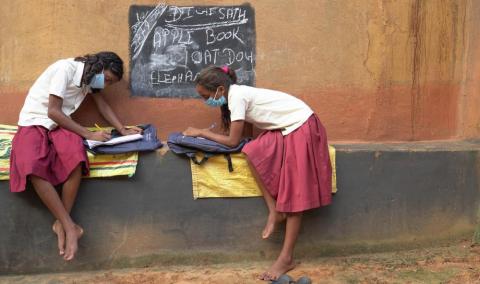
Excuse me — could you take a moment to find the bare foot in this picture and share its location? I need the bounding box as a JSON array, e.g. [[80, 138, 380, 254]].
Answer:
[[63, 224, 83, 261], [259, 256, 296, 281], [52, 220, 65, 255], [75, 224, 84, 239], [262, 212, 286, 239]]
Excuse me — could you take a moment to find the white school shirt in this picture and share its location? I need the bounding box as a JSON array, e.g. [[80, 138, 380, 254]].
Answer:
[[228, 85, 313, 135], [18, 58, 91, 130]]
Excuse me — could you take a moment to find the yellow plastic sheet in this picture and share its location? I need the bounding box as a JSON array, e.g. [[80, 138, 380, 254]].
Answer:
[[0, 124, 138, 181], [190, 145, 337, 199]]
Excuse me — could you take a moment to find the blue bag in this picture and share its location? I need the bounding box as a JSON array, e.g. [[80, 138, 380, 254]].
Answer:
[[167, 132, 250, 172], [85, 124, 163, 154]]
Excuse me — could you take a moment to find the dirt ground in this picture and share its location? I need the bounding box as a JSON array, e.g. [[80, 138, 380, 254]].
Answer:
[[2, 241, 480, 284]]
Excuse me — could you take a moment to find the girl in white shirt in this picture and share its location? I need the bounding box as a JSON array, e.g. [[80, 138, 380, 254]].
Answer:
[[10, 51, 142, 261], [183, 66, 332, 281]]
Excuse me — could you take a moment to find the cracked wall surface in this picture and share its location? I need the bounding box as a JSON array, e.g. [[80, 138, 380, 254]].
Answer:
[[0, 0, 478, 141]]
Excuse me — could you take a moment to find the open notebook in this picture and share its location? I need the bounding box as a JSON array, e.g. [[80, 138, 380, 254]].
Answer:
[[85, 133, 143, 148]]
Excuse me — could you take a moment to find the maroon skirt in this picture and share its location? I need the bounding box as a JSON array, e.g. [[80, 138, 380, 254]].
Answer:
[[242, 114, 332, 212], [9, 126, 89, 192]]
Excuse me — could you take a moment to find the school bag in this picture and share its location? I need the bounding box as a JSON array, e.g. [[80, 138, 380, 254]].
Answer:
[[167, 132, 250, 172], [85, 124, 163, 154]]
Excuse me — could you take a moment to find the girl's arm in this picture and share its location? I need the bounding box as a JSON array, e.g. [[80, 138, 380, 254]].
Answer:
[[183, 120, 245, 147], [91, 94, 142, 135], [48, 95, 111, 141]]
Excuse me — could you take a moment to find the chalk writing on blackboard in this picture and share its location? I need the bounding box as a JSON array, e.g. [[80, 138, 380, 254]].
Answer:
[[129, 4, 256, 98]]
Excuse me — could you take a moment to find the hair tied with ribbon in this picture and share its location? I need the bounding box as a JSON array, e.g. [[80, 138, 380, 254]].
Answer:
[[220, 66, 229, 74]]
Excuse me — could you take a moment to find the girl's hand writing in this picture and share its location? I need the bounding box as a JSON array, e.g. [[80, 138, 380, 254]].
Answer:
[[87, 131, 111, 141]]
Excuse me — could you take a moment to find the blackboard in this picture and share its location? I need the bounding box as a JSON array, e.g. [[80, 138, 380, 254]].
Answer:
[[129, 4, 256, 98]]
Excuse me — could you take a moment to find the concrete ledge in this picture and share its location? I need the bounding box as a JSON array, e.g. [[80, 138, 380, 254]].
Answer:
[[1, 141, 479, 274]]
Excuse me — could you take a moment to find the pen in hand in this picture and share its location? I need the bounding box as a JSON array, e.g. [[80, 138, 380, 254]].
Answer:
[[92, 123, 111, 141], [94, 123, 103, 131]]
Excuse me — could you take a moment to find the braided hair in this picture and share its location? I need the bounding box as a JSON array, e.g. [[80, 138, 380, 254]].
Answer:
[[74, 51, 123, 92], [195, 65, 237, 131]]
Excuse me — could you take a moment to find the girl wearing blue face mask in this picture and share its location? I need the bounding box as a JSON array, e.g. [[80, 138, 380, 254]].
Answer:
[[9, 51, 142, 261], [183, 65, 332, 281]]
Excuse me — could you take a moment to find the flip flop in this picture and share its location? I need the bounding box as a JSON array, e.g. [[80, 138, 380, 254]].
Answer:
[[296, 276, 312, 284], [271, 274, 294, 284]]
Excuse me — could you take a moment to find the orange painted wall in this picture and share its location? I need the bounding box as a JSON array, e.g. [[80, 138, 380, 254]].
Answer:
[[0, 0, 478, 142]]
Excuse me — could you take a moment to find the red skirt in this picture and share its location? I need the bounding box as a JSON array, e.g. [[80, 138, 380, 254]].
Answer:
[[9, 126, 89, 193], [242, 114, 332, 212]]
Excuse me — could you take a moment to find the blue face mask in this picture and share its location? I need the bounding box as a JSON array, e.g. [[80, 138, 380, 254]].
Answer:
[[89, 73, 105, 89], [205, 88, 226, 107]]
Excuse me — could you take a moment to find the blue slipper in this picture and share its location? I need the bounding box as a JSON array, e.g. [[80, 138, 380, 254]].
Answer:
[[296, 276, 312, 284], [271, 274, 295, 284]]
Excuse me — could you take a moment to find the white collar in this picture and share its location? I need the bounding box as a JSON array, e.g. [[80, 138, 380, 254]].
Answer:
[[73, 61, 85, 88]]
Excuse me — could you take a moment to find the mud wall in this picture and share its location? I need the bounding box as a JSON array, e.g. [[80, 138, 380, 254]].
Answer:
[[0, 0, 479, 141]]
